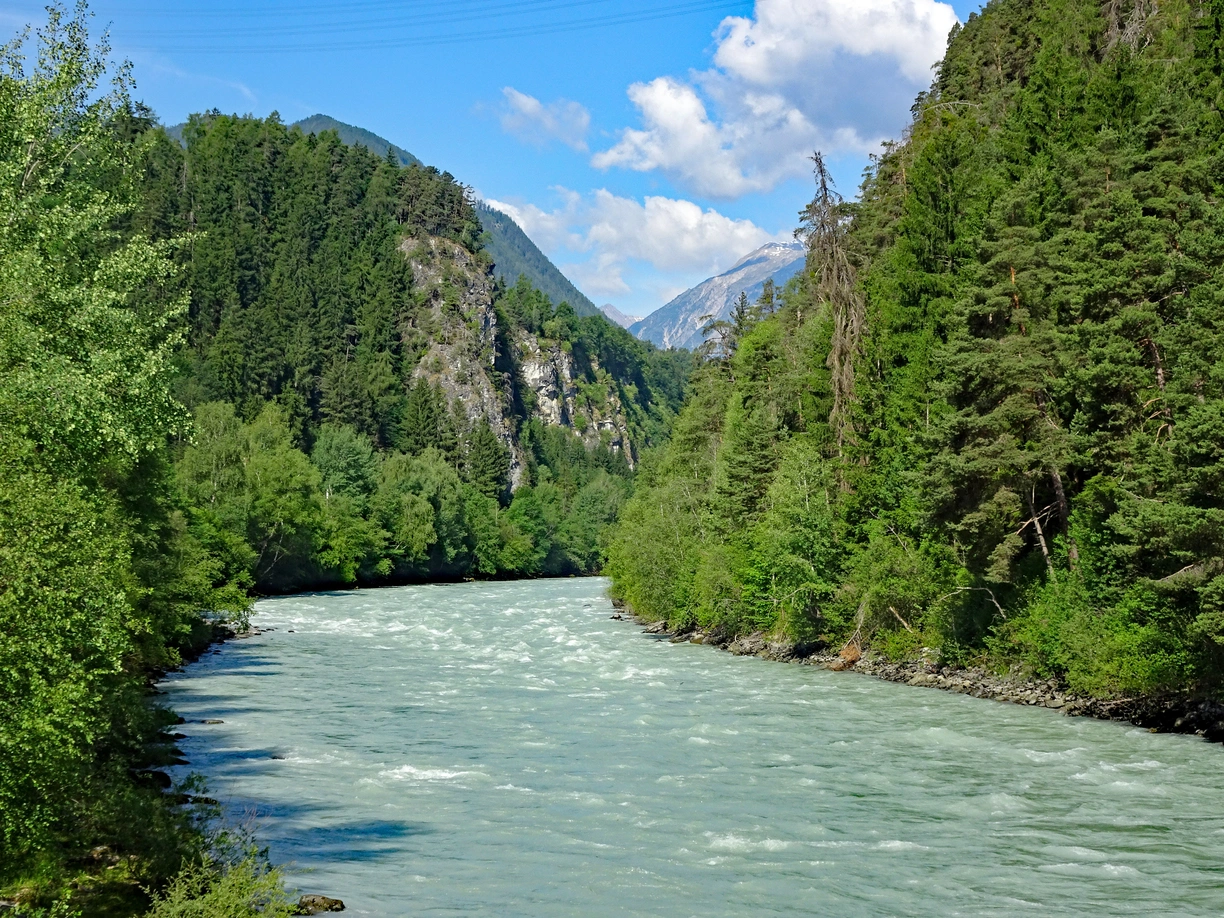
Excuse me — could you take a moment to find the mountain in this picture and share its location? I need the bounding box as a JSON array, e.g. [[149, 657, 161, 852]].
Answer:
[[599, 303, 642, 329], [476, 202, 600, 318], [630, 242, 805, 350], [291, 114, 422, 166], [136, 112, 690, 593], [163, 114, 601, 322]]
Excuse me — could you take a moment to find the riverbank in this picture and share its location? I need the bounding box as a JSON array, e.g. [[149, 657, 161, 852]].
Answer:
[[615, 606, 1224, 747]]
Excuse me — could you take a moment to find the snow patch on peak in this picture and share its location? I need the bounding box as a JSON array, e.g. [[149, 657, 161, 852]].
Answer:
[[631, 242, 806, 350]]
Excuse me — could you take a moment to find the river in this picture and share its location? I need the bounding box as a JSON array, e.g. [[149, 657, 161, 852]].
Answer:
[[162, 578, 1224, 916]]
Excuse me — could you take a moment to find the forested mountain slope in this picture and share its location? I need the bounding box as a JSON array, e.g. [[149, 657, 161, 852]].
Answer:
[[166, 116, 605, 322], [608, 0, 1224, 701], [138, 111, 690, 592], [475, 202, 601, 318], [291, 113, 423, 166]]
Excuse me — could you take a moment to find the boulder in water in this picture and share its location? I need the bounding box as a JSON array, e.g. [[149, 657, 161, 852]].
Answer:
[[296, 894, 345, 913]]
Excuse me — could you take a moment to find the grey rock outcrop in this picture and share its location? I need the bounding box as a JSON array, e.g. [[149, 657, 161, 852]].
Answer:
[[402, 236, 527, 487], [296, 893, 345, 914], [401, 235, 639, 485]]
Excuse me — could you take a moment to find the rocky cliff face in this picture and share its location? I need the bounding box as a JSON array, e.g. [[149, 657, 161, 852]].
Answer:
[[402, 236, 636, 484], [516, 336, 635, 467]]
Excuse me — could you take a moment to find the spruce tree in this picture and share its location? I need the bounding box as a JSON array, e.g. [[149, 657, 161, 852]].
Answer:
[[400, 376, 440, 455], [465, 420, 511, 502]]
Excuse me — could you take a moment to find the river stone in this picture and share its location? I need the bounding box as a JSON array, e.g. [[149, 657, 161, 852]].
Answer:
[[297, 894, 345, 913]]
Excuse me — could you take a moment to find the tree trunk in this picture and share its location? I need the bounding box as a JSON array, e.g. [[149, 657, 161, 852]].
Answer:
[[1049, 466, 1079, 568], [1028, 487, 1056, 580]]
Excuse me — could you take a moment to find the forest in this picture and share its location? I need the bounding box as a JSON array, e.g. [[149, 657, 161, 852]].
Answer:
[[609, 0, 1224, 700], [142, 109, 689, 593]]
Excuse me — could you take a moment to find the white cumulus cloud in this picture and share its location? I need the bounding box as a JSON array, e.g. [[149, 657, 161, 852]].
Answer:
[[483, 191, 787, 301], [594, 0, 959, 199], [499, 87, 591, 151]]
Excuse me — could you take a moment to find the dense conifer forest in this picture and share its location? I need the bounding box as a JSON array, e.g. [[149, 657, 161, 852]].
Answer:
[[609, 0, 1224, 701]]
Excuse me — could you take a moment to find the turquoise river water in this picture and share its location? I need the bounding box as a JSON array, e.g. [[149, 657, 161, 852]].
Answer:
[[163, 578, 1224, 917]]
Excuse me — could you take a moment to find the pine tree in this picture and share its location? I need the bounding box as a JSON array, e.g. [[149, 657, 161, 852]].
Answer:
[[797, 153, 863, 457], [465, 420, 511, 502], [400, 376, 440, 455]]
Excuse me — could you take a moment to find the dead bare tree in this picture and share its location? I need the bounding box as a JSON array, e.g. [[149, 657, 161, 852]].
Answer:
[[796, 152, 864, 458], [1103, 0, 1158, 52]]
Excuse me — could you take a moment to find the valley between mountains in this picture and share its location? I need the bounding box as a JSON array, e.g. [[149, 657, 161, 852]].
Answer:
[[6, 1, 1224, 915]]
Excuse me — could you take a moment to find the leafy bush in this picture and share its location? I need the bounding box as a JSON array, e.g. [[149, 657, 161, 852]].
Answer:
[[145, 855, 295, 918]]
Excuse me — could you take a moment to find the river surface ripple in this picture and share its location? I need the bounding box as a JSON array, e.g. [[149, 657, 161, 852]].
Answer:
[[163, 578, 1224, 917]]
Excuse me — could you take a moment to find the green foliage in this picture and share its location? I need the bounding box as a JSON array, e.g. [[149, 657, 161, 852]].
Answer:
[[464, 420, 511, 501], [144, 853, 295, 918], [0, 3, 249, 899], [607, 0, 1224, 700], [477, 202, 601, 317]]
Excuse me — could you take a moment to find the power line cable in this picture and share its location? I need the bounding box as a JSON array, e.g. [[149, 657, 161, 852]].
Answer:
[[113, 0, 740, 54], [104, 0, 620, 22], [118, 0, 626, 39]]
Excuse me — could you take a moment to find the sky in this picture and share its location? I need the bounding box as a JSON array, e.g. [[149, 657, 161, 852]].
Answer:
[[1, 0, 985, 317]]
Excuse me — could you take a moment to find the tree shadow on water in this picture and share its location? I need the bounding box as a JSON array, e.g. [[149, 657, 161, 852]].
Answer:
[[274, 818, 436, 864], [219, 798, 436, 865]]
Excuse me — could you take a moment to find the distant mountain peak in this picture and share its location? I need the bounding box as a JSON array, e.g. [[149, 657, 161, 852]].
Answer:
[[729, 240, 804, 272], [630, 241, 807, 351], [599, 304, 642, 329]]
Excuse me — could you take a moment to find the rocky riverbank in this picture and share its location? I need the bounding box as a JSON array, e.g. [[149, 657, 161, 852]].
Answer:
[[616, 607, 1224, 746]]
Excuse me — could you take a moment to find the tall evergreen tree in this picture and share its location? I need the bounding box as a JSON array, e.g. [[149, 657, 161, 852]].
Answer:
[[465, 420, 511, 502]]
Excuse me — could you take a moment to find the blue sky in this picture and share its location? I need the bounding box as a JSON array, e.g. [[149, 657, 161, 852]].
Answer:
[[2, 0, 984, 316]]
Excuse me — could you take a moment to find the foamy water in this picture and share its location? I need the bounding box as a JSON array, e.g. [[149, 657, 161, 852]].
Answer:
[[163, 579, 1224, 916]]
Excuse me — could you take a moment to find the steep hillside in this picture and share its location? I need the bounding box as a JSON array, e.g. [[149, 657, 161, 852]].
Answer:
[[291, 113, 422, 166], [166, 115, 603, 323], [608, 0, 1224, 702], [475, 202, 601, 318], [136, 112, 689, 591], [631, 242, 805, 349]]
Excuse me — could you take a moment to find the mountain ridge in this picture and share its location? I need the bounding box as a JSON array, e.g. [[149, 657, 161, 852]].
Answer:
[[476, 202, 600, 318], [630, 241, 805, 350], [291, 113, 422, 167], [162, 113, 601, 320]]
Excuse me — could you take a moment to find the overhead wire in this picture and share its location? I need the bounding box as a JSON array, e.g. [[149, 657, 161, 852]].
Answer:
[[104, 0, 620, 22], [107, 0, 743, 54], [118, 0, 626, 40]]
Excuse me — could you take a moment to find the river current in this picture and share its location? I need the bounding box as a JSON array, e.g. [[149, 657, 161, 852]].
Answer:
[[163, 578, 1224, 916]]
